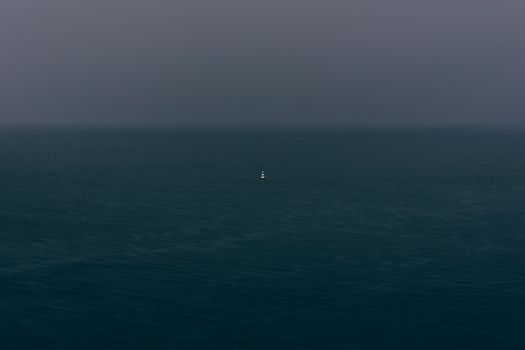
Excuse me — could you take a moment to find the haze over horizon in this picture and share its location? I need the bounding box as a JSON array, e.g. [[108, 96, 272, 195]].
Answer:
[[1, 0, 524, 127]]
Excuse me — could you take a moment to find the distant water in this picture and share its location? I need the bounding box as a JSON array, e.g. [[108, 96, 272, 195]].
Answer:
[[1, 127, 525, 349]]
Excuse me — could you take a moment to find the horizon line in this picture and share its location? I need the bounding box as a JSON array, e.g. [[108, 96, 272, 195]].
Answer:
[[1, 121, 524, 130]]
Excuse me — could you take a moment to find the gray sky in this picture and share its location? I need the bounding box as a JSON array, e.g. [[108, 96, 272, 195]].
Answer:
[[1, 0, 524, 126]]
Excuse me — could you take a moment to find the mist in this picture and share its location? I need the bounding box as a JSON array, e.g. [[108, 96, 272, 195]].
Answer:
[[1, 0, 524, 126]]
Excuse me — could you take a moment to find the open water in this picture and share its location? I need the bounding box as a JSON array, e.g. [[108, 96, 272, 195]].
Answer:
[[1, 127, 524, 349]]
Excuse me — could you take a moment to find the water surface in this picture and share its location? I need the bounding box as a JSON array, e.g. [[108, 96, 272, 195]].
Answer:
[[1, 127, 524, 349]]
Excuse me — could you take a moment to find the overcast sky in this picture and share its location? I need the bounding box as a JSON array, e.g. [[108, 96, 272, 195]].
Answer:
[[1, 0, 524, 126]]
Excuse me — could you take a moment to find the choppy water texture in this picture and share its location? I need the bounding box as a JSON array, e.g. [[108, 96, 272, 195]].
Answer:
[[1, 127, 524, 349]]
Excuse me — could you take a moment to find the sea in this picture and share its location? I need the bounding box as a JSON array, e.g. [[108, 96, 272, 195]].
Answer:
[[1, 126, 524, 349]]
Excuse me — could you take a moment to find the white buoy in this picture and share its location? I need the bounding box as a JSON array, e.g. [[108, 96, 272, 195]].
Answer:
[[260, 170, 266, 179]]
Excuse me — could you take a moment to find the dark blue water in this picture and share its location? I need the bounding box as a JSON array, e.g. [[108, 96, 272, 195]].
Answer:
[[1, 127, 524, 349]]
